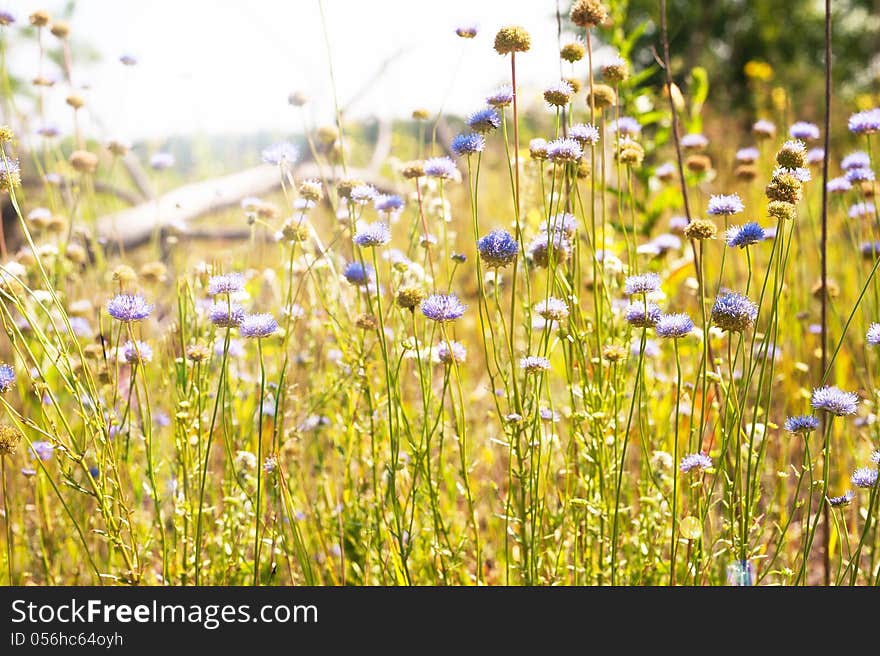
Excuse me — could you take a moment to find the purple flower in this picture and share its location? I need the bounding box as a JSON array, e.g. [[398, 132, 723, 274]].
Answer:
[[208, 272, 245, 296], [350, 185, 377, 204], [374, 194, 404, 213], [811, 386, 859, 416], [541, 213, 578, 238], [455, 24, 478, 38], [611, 117, 641, 136], [655, 313, 694, 339], [261, 141, 299, 165], [477, 229, 518, 268], [827, 176, 852, 193], [735, 147, 759, 163], [725, 222, 765, 248], [845, 167, 874, 183], [828, 491, 854, 507], [209, 301, 246, 328], [239, 313, 278, 339], [546, 138, 582, 163], [451, 132, 486, 156], [438, 340, 466, 364], [424, 156, 458, 180], [343, 262, 374, 286], [784, 415, 819, 434], [624, 273, 661, 296], [752, 119, 776, 136], [353, 222, 391, 247], [680, 133, 708, 149], [149, 152, 175, 170], [520, 356, 551, 373], [421, 294, 466, 322], [486, 85, 514, 108], [30, 441, 54, 461], [466, 107, 501, 133], [569, 123, 600, 146], [841, 151, 870, 171], [711, 293, 758, 332], [0, 364, 15, 393], [107, 294, 153, 322], [852, 467, 878, 488], [680, 452, 712, 473], [789, 121, 820, 141], [806, 148, 825, 165], [707, 193, 744, 216], [848, 108, 880, 135], [867, 323, 880, 345], [624, 302, 661, 328], [123, 340, 153, 365], [849, 202, 875, 219]]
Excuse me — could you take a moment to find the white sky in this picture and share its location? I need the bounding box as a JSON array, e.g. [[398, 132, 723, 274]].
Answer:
[[3, 0, 618, 142]]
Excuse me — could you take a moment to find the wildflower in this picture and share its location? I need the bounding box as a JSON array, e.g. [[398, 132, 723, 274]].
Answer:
[[684, 218, 717, 240], [401, 161, 425, 179], [546, 138, 582, 163], [119, 53, 137, 66], [686, 154, 712, 174], [494, 26, 531, 55], [776, 140, 808, 169], [841, 151, 870, 170], [477, 229, 518, 268], [848, 108, 880, 135], [681, 133, 709, 150], [207, 273, 244, 296], [0, 158, 21, 189], [767, 201, 797, 222], [375, 194, 404, 214], [867, 323, 880, 345], [37, 125, 60, 138], [680, 452, 712, 473], [610, 117, 641, 136], [784, 415, 820, 434], [534, 297, 569, 322], [239, 314, 278, 339], [560, 42, 585, 63], [811, 386, 859, 416], [343, 262, 374, 286], [107, 294, 153, 323], [421, 294, 466, 322], [806, 148, 824, 165], [655, 162, 676, 181], [707, 194, 744, 216], [736, 147, 759, 163], [353, 222, 391, 248], [424, 156, 457, 180], [455, 24, 478, 38], [603, 344, 627, 362], [871, 450, 880, 464], [625, 302, 661, 328], [849, 202, 875, 219], [624, 273, 661, 296], [752, 119, 776, 138], [602, 56, 629, 83], [438, 340, 466, 364], [828, 491, 854, 507], [788, 121, 820, 141], [486, 86, 514, 108], [569, 123, 600, 146], [0, 11, 15, 26], [0, 364, 14, 393], [0, 426, 22, 456], [851, 467, 878, 488], [541, 213, 578, 238], [149, 152, 175, 170], [466, 107, 501, 133], [208, 302, 245, 328], [587, 84, 617, 109], [617, 138, 645, 166], [544, 80, 574, 107], [826, 177, 852, 193], [527, 232, 571, 268], [396, 284, 426, 310], [774, 166, 811, 184], [520, 356, 551, 373], [263, 456, 278, 474], [186, 343, 211, 362], [652, 234, 682, 254], [451, 132, 485, 156], [655, 313, 694, 339], [123, 340, 153, 365], [529, 138, 549, 160], [845, 167, 874, 183], [570, 0, 608, 27], [30, 441, 54, 461], [261, 142, 299, 165], [726, 223, 765, 248], [711, 293, 758, 332], [862, 241, 880, 259], [765, 172, 802, 204], [350, 184, 377, 204]]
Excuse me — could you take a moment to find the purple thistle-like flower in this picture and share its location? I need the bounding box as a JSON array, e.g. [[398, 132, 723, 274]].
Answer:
[[527, 232, 570, 267], [707, 193, 745, 216], [0, 363, 15, 393], [424, 156, 458, 180], [652, 233, 682, 253], [0, 10, 16, 25], [569, 123, 600, 146], [681, 133, 709, 149], [736, 147, 759, 163], [827, 176, 852, 193], [421, 294, 466, 322], [784, 415, 820, 434], [455, 24, 478, 38], [711, 293, 758, 332], [624, 272, 661, 296], [624, 302, 662, 328], [486, 85, 514, 108], [726, 222, 765, 248], [30, 441, 54, 461], [828, 491, 855, 507], [533, 297, 569, 322], [208, 301, 246, 328], [546, 138, 583, 163], [680, 452, 712, 473], [353, 221, 391, 247], [871, 450, 880, 464], [811, 386, 859, 416], [466, 107, 501, 133], [239, 313, 278, 339], [107, 294, 153, 322], [350, 184, 378, 204], [438, 340, 466, 364], [261, 141, 299, 165], [207, 272, 245, 296], [36, 125, 60, 138], [0, 158, 20, 187], [451, 132, 486, 156], [119, 53, 137, 66], [343, 261, 374, 286], [849, 202, 875, 219], [842, 151, 870, 171], [852, 467, 878, 488], [541, 213, 578, 238], [848, 108, 880, 135], [867, 323, 880, 345], [789, 121, 820, 141], [611, 117, 641, 136], [149, 152, 175, 170], [543, 80, 574, 106], [374, 194, 404, 213], [520, 355, 551, 373], [807, 148, 825, 165], [655, 162, 676, 179], [753, 119, 776, 136], [845, 167, 874, 183], [774, 166, 811, 182], [123, 340, 153, 365], [477, 229, 518, 268], [655, 313, 694, 339]]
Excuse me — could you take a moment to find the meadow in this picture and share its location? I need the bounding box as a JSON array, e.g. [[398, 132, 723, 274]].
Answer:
[[0, 1, 879, 587]]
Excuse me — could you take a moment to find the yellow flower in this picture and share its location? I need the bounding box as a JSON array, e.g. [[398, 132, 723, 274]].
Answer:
[[744, 60, 773, 82]]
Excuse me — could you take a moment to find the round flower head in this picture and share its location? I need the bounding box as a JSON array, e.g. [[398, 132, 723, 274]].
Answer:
[[466, 107, 501, 133], [806, 148, 825, 165], [842, 151, 870, 171], [451, 132, 485, 157], [30, 441, 54, 461], [486, 86, 514, 108], [601, 56, 629, 83], [655, 313, 694, 339], [752, 119, 776, 138], [681, 133, 709, 150], [543, 80, 574, 107], [784, 415, 820, 434], [353, 221, 391, 248], [711, 293, 758, 332], [149, 152, 175, 170], [123, 340, 153, 365], [845, 167, 874, 183], [789, 122, 820, 141], [570, 0, 608, 27], [862, 241, 880, 259], [560, 41, 585, 63], [766, 171, 803, 203], [867, 323, 880, 345], [261, 141, 299, 165], [529, 138, 549, 160], [374, 194, 404, 213], [493, 26, 531, 55], [652, 233, 682, 254], [826, 177, 852, 193], [655, 162, 676, 181], [848, 108, 880, 135], [776, 140, 808, 169], [569, 123, 600, 146], [736, 147, 759, 163], [534, 297, 569, 322], [624, 302, 661, 328], [849, 202, 875, 219], [455, 24, 478, 38], [239, 313, 278, 339], [546, 138, 582, 163], [438, 340, 466, 365], [872, 450, 880, 464], [527, 232, 571, 268], [707, 193, 745, 216], [610, 117, 641, 136], [851, 467, 878, 488], [0, 158, 21, 189], [343, 261, 374, 286], [542, 212, 578, 238], [726, 222, 765, 248], [421, 294, 466, 322], [477, 229, 518, 268], [208, 301, 245, 328], [207, 272, 245, 296], [811, 386, 859, 416], [624, 272, 661, 296], [0, 364, 14, 393], [0, 11, 15, 26], [828, 491, 855, 507], [0, 425, 21, 456], [37, 125, 60, 138], [771, 166, 811, 183], [350, 184, 377, 205], [107, 294, 153, 323], [424, 156, 457, 180], [520, 355, 551, 373], [680, 452, 712, 474]]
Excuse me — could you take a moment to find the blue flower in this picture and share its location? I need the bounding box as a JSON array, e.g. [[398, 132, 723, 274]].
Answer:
[[477, 229, 518, 268], [868, 323, 880, 345], [829, 491, 854, 507], [680, 133, 708, 149], [680, 452, 712, 473], [611, 117, 641, 135], [123, 340, 153, 365], [848, 108, 880, 135], [486, 85, 513, 108], [569, 123, 599, 146], [438, 340, 466, 364], [624, 273, 661, 296], [707, 193, 744, 216], [726, 222, 765, 248], [0, 364, 14, 393], [784, 415, 820, 434], [207, 272, 245, 296], [541, 213, 578, 238], [343, 262, 374, 286], [455, 24, 478, 38], [451, 132, 486, 157], [711, 293, 758, 332], [424, 156, 458, 180], [827, 177, 852, 193], [806, 148, 824, 165], [107, 294, 153, 322], [789, 121, 820, 141], [624, 302, 661, 328], [520, 356, 551, 373], [0, 11, 16, 25], [862, 241, 880, 258], [374, 194, 404, 213], [851, 467, 878, 488], [736, 147, 759, 163], [655, 313, 694, 339], [421, 294, 466, 322], [753, 119, 776, 136], [353, 222, 391, 247], [527, 232, 571, 267], [845, 167, 874, 183], [30, 441, 54, 461], [261, 141, 299, 165], [842, 151, 870, 170], [208, 301, 245, 328], [466, 107, 501, 133], [350, 184, 377, 204], [239, 313, 278, 339], [533, 297, 569, 322], [811, 386, 859, 416], [546, 138, 582, 163], [849, 202, 875, 219]]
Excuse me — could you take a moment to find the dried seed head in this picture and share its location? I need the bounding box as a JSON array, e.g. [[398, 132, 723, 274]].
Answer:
[[811, 279, 839, 299], [570, 0, 608, 27], [683, 218, 718, 240], [401, 161, 425, 179], [107, 140, 130, 157], [64, 243, 87, 265], [186, 343, 211, 363], [281, 219, 310, 242], [734, 164, 758, 181], [765, 172, 802, 204], [50, 21, 70, 38], [602, 343, 627, 363], [776, 140, 808, 169], [564, 77, 582, 93], [411, 108, 431, 121], [355, 313, 378, 330], [298, 178, 323, 202], [66, 94, 85, 110], [602, 60, 629, 83], [0, 125, 13, 144], [685, 154, 712, 173], [29, 10, 50, 27], [316, 125, 340, 145], [336, 178, 365, 200], [396, 284, 427, 310], [587, 84, 617, 109], [140, 261, 168, 284], [494, 26, 531, 55], [616, 139, 645, 167], [767, 200, 797, 222], [32, 76, 54, 88], [560, 42, 585, 63], [0, 425, 22, 456], [576, 158, 591, 179], [69, 150, 98, 174], [112, 264, 138, 285]]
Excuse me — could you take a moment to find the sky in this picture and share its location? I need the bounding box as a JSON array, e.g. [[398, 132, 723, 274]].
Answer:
[[3, 0, 620, 142]]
